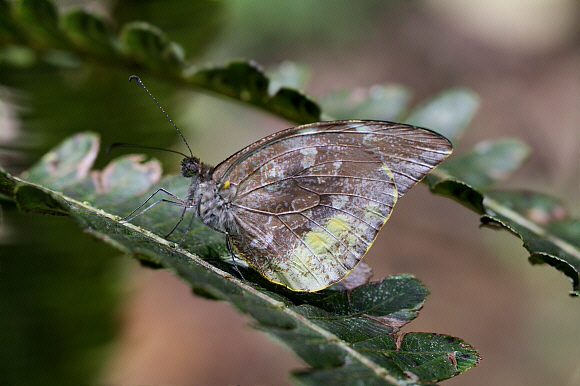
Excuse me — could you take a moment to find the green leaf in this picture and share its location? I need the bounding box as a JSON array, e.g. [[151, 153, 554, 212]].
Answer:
[[120, 22, 185, 73], [188, 60, 321, 123], [22, 132, 100, 190], [190, 60, 269, 103], [349, 333, 480, 382], [61, 8, 117, 56], [425, 137, 529, 214], [1, 4, 321, 123], [269, 86, 322, 123], [13, 0, 68, 48], [426, 144, 580, 295], [308, 275, 428, 333], [320, 84, 410, 121], [426, 179, 486, 214], [0, 44, 38, 67], [405, 88, 479, 145], [0, 0, 22, 45], [482, 198, 580, 295], [291, 362, 409, 386], [0, 165, 17, 197], [438, 139, 531, 189], [111, 0, 226, 60], [486, 191, 567, 225], [1, 132, 481, 385], [90, 154, 163, 201], [286, 331, 480, 385], [14, 184, 70, 215], [267, 61, 310, 95]]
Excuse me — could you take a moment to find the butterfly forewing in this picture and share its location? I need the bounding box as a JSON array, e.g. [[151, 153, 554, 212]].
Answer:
[[212, 120, 452, 291]]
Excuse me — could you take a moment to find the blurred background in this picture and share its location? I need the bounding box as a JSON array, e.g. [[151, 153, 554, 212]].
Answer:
[[1, 1, 579, 385]]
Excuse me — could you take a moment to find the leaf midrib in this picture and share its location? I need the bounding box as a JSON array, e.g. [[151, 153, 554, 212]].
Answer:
[[8, 171, 413, 386]]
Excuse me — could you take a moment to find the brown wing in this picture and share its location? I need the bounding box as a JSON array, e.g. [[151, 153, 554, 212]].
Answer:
[[213, 120, 452, 291]]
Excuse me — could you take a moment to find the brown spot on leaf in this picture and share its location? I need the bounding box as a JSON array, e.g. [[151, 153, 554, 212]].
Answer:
[[525, 205, 567, 225], [362, 314, 408, 332], [447, 351, 459, 370], [403, 370, 419, 382], [394, 331, 407, 350]]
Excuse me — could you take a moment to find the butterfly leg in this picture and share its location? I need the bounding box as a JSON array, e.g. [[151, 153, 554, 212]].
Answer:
[[123, 188, 185, 221], [176, 209, 198, 248], [165, 205, 188, 238], [174, 213, 247, 282], [226, 234, 246, 282], [124, 198, 185, 225]]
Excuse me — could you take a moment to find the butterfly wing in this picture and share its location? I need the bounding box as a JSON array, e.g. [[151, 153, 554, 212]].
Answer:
[[212, 120, 452, 291]]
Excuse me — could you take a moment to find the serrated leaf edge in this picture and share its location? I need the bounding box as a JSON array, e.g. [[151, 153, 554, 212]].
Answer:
[[4, 170, 425, 386]]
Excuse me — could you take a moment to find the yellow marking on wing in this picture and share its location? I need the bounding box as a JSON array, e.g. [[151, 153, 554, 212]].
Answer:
[[325, 214, 359, 247], [292, 247, 320, 275], [305, 229, 335, 255], [384, 162, 398, 201], [326, 214, 351, 234], [364, 202, 385, 219]]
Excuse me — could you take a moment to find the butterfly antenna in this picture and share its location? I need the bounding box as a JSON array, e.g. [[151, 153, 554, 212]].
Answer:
[[106, 142, 189, 158], [129, 75, 194, 158]]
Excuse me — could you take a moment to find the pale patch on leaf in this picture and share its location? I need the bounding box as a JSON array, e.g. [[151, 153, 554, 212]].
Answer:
[[362, 314, 408, 332]]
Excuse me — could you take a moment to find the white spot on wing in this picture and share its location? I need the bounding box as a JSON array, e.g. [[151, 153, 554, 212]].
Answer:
[[262, 161, 282, 179], [250, 232, 274, 249], [297, 127, 318, 134], [300, 147, 318, 169], [332, 195, 349, 209], [355, 125, 371, 132]]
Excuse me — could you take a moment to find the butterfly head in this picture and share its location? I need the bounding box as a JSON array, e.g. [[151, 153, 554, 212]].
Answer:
[[181, 156, 214, 180]]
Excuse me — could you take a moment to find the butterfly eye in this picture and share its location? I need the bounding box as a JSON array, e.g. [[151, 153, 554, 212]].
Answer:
[[181, 156, 200, 178]]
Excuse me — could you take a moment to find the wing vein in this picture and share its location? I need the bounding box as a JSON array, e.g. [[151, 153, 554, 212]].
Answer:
[[229, 143, 373, 185], [238, 174, 393, 200], [295, 213, 353, 271], [318, 204, 381, 232], [275, 215, 325, 286]]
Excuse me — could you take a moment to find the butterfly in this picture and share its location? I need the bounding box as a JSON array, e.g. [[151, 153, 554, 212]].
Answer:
[[124, 77, 452, 292]]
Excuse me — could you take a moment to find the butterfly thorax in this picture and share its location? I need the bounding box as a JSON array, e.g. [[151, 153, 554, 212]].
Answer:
[[183, 156, 238, 233]]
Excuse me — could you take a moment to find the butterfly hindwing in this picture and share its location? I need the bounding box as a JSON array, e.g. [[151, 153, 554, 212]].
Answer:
[[212, 120, 452, 291], [228, 145, 396, 290]]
